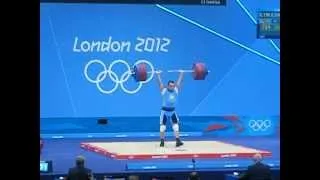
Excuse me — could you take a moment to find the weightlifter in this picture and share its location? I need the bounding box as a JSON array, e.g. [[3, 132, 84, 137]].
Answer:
[[155, 70, 184, 147]]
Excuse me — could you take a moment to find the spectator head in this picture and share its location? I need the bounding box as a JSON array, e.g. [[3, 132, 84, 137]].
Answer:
[[75, 155, 85, 167], [128, 175, 139, 180], [252, 153, 263, 163], [188, 172, 200, 180]]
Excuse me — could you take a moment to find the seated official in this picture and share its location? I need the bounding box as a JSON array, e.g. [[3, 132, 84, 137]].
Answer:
[[188, 172, 200, 180], [239, 153, 273, 180], [66, 156, 93, 180], [128, 175, 139, 180]]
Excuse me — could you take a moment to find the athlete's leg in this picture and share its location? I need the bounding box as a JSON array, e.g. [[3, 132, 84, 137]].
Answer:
[[159, 110, 167, 147], [172, 112, 183, 147], [171, 113, 180, 139]]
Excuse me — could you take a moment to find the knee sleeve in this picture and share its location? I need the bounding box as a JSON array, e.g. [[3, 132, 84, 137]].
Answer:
[[160, 125, 166, 132], [172, 123, 179, 132]]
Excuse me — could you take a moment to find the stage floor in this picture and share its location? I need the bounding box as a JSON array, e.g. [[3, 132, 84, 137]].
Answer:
[[81, 141, 271, 160], [40, 137, 279, 174]]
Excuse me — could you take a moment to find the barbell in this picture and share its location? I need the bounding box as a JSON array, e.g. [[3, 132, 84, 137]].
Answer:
[[131, 62, 210, 82]]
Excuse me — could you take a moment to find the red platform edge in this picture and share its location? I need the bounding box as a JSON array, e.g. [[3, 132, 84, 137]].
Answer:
[[80, 142, 272, 160]]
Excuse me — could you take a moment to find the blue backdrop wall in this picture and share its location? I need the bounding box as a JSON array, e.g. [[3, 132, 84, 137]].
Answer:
[[40, 1, 280, 119]]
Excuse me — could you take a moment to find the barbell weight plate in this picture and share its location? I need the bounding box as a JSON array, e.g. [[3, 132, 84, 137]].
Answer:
[[200, 63, 209, 80], [192, 62, 208, 80], [139, 63, 147, 81], [133, 63, 148, 82]]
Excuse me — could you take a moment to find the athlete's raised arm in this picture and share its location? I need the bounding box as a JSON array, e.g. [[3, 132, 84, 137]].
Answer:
[[155, 71, 164, 92]]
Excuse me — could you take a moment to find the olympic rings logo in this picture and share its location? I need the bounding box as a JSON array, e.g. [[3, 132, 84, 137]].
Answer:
[[84, 59, 154, 94], [248, 119, 272, 131]]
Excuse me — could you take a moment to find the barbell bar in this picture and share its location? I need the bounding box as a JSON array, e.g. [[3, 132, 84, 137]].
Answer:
[[141, 70, 211, 73], [131, 62, 210, 82], [167, 70, 211, 73]]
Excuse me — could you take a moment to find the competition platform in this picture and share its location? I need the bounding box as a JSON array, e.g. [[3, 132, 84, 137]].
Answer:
[[80, 140, 271, 160]]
